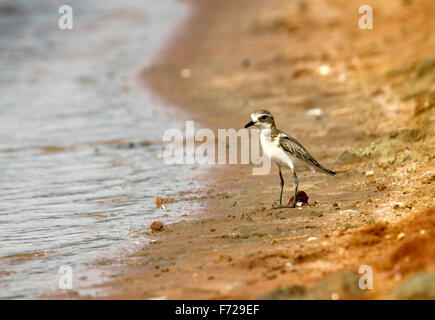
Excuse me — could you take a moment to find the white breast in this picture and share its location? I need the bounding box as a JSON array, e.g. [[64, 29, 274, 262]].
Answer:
[[260, 131, 313, 172], [260, 132, 290, 167]]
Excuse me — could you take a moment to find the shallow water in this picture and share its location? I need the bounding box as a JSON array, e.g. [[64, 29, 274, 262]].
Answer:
[[0, 0, 198, 299]]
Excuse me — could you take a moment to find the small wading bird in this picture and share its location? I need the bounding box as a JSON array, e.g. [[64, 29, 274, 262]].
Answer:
[[244, 110, 336, 208]]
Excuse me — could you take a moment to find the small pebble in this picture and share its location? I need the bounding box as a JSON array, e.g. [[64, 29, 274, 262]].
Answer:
[[376, 183, 387, 191], [365, 170, 374, 177], [342, 209, 358, 214], [307, 108, 323, 117], [397, 232, 405, 240], [151, 221, 164, 232], [318, 65, 331, 76], [393, 203, 404, 209], [180, 68, 191, 78]]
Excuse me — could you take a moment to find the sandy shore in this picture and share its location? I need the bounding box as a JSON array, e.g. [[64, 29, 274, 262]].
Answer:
[[64, 0, 434, 299]]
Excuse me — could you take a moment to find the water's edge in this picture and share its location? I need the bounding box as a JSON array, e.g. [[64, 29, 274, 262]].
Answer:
[[0, 0, 204, 299]]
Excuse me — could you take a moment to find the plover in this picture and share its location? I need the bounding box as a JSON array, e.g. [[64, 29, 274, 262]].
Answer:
[[244, 110, 336, 208]]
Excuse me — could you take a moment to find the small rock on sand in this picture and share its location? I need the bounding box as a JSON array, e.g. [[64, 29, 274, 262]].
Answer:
[[365, 170, 374, 177], [288, 191, 309, 205], [318, 65, 331, 76], [307, 108, 323, 117], [397, 232, 405, 240], [376, 183, 387, 191], [151, 221, 164, 232], [393, 203, 405, 209]]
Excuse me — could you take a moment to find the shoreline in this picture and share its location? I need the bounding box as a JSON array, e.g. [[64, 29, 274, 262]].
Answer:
[[74, 0, 433, 299]]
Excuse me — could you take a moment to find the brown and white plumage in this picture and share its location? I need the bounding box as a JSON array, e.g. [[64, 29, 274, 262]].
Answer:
[[244, 109, 335, 207], [279, 135, 336, 175]]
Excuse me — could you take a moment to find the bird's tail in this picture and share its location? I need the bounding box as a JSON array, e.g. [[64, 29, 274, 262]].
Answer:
[[317, 164, 336, 175]]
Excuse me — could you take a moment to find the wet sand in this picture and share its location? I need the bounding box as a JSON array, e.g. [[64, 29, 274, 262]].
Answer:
[[64, 0, 434, 299]]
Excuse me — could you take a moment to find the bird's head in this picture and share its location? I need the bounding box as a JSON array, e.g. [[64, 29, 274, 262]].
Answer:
[[244, 110, 275, 130]]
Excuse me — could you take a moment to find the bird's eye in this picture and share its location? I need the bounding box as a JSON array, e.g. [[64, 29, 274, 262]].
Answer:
[[260, 115, 267, 120]]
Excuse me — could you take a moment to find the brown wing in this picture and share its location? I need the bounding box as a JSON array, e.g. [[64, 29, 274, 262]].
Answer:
[[279, 135, 336, 175], [279, 135, 320, 166]]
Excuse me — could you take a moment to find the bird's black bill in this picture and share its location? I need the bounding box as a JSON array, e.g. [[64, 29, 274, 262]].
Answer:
[[244, 120, 255, 128]]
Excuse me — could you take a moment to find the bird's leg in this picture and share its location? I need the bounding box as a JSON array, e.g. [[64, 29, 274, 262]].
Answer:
[[290, 170, 299, 208], [278, 166, 284, 206]]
